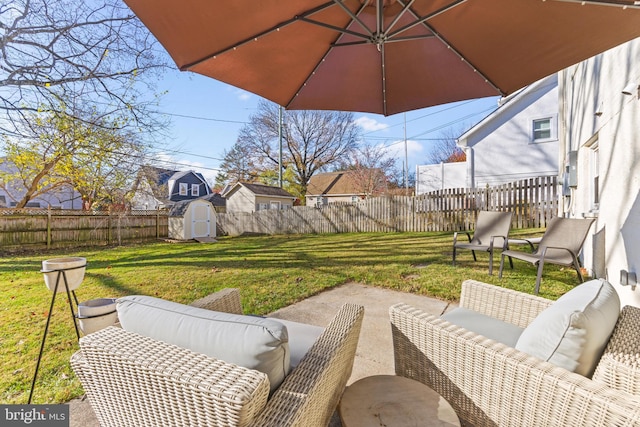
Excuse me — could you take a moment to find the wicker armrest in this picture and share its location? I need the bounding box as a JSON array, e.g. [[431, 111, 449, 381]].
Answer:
[[390, 303, 640, 426], [72, 326, 270, 427], [249, 303, 365, 427], [190, 287, 243, 314], [593, 305, 640, 396], [460, 279, 553, 328]]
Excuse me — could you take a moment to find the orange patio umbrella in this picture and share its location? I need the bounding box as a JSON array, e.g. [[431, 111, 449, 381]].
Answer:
[[124, 0, 640, 116]]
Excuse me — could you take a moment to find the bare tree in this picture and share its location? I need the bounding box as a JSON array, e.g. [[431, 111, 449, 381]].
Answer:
[[336, 144, 397, 197], [427, 124, 470, 164], [235, 100, 360, 194], [215, 142, 258, 187], [0, 0, 169, 137]]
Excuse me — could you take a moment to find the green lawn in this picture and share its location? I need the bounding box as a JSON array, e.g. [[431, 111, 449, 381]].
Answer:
[[0, 230, 582, 404]]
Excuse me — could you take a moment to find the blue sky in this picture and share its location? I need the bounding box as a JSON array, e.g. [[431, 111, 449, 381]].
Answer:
[[149, 68, 500, 185]]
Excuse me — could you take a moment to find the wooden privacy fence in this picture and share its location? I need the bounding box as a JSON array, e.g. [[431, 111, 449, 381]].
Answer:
[[218, 176, 558, 236], [0, 208, 168, 252]]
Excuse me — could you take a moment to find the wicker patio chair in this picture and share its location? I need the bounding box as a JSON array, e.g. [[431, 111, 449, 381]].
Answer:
[[71, 288, 364, 427], [390, 279, 640, 427], [452, 210, 513, 275], [498, 217, 595, 294]]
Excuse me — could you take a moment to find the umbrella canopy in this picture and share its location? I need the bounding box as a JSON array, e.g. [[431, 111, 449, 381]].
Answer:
[[125, 0, 640, 116]]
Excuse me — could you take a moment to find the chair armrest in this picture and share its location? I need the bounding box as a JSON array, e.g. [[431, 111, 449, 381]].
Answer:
[[248, 303, 365, 427], [490, 234, 509, 248], [593, 305, 640, 395], [190, 288, 243, 314], [538, 245, 580, 265], [453, 231, 473, 245], [459, 279, 552, 328], [72, 326, 270, 427], [390, 304, 640, 426]]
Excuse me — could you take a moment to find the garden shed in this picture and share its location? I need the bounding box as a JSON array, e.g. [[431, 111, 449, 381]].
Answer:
[[168, 199, 216, 240]]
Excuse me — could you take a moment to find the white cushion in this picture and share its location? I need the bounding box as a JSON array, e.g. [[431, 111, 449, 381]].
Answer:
[[441, 307, 524, 347], [515, 279, 620, 377], [275, 318, 324, 368], [117, 295, 290, 392]]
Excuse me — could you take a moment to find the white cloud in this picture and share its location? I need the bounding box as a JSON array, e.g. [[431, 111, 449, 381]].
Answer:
[[235, 89, 252, 102], [354, 116, 389, 132]]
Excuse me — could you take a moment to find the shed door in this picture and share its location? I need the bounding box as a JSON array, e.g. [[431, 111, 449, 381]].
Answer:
[[191, 203, 210, 237]]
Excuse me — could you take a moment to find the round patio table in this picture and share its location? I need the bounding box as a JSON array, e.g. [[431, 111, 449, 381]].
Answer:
[[338, 375, 461, 426]]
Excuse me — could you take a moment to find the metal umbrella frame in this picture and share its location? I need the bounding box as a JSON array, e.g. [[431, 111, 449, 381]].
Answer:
[[125, 0, 640, 115]]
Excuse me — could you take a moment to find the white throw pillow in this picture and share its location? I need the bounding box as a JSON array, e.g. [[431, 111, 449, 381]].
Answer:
[[515, 279, 620, 377], [117, 295, 290, 392]]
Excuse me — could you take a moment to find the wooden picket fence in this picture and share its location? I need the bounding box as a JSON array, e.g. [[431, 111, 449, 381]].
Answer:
[[0, 176, 557, 250], [217, 176, 558, 236], [0, 208, 168, 252]]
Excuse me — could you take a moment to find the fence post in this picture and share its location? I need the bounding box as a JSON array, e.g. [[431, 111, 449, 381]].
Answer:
[[156, 209, 160, 239], [47, 206, 52, 249], [107, 210, 112, 244]]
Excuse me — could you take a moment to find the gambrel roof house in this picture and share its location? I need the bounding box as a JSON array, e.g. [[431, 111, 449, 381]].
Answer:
[[306, 170, 384, 206], [224, 182, 295, 213], [131, 166, 211, 210]]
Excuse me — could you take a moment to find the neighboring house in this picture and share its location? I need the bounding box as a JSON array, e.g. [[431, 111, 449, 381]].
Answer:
[[306, 170, 384, 207], [200, 193, 226, 213], [224, 182, 295, 213], [131, 166, 211, 210], [415, 74, 559, 194], [0, 157, 83, 209], [559, 37, 640, 307]]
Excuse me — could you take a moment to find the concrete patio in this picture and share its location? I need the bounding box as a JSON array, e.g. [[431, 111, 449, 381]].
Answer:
[[68, 282, 457, 426]]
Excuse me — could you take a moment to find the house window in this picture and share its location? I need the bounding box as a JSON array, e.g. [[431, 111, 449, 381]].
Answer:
[[351, 196, 359, 203], [532, 117, 556, 142], [590, 142, 600, 211], [191, 184, 199, 197], [258, 203, 268, 211], [270, 201, 281, 210], [179, 183, 188, 196]]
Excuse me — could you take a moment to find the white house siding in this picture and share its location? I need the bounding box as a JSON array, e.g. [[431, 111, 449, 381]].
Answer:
[[131, 178, 162, 210], [559, 37, 640, 307], [0, 161, 82, 209], [415, 162, 467, 194], [226, 185, 256, 213], [254, 195, 293, 210], [458, 75, 559, 189]]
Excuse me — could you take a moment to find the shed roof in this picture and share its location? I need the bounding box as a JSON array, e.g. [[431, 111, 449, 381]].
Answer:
[[200, 193, 226, 207], [231, 182, 295, 199], [168, 199, 215, 217]]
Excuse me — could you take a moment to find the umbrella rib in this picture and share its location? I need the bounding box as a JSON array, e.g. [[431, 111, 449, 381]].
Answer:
[[333, 0, 374, 37], [332, 40, 371, 47], [300, 17, 372, 42], [387, 0, 467, 40], [377, 0, 384, 35], [550, 0, 640, 8], [383, 0, 416, 36], [393, 0, 505, 96], [285, 2, 372, 110], [180, 1, 337, 70], [381, 43, 388, 116]]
